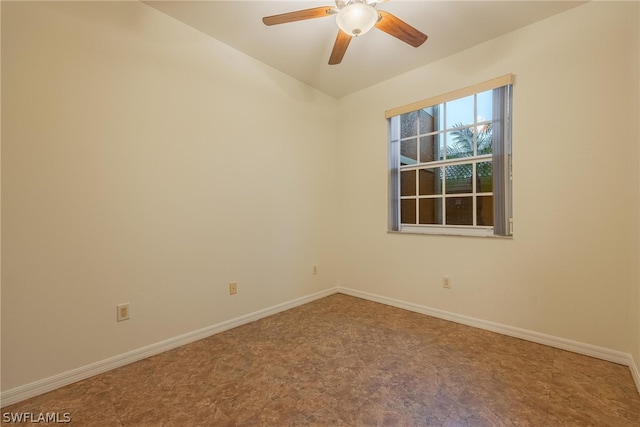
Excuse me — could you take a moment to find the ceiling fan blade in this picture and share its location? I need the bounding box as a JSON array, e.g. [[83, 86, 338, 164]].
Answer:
[[262, 6, 334, 26], [375, 10, 428, 47], [329, 30, 352, 65]]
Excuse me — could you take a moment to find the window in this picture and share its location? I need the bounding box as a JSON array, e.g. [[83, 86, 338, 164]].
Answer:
[[387, 75, 513, 237]]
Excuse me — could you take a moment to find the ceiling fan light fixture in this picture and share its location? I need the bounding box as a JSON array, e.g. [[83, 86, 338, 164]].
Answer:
[[336, 3, 379, 37]]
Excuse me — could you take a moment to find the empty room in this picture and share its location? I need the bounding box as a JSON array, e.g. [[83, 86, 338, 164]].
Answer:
[[1, 1, 639, 425]]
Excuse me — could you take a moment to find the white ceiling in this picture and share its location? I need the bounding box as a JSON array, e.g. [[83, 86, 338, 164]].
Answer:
[[145, 1, 585, 98]]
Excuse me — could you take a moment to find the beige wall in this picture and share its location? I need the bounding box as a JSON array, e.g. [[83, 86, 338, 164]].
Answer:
[[635, 0, 640, 376], [2, 0, 639, 395], [1, 2, 339, 390], [337, 1, 639, 355]]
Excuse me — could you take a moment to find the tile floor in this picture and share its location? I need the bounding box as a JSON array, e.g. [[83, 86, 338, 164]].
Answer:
[[2, 293, 640, 426]]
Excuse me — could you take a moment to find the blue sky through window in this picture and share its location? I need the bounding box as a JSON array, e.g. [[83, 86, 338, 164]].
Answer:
[[439, 89, 493, 130]]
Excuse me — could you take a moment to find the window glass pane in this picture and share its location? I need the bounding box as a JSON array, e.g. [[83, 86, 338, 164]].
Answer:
[[401, 199, 416, 224], [446, 95, 474, 128], [400, 138, 417, 165], [445, 164, 472, 194], [419, 135, 442, 162], [400, 170, 416, 196], [477, 162, 493, 193], [400, 111, 418, 138], [476, 90, 493, 123], [419, 198, 442, 225], [419, 168, 442, 196], [477, 196, 493, 226], [446, 128, 475, 159], [446, 196, 473, 225], [419, 108, 437, 134], [476, 124, 492, 155]]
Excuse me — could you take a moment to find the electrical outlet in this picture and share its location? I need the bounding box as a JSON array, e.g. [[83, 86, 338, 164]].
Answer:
[[117, 303, 130, 322], [229, 282, 237, 295], [443, 276, 451, 289]]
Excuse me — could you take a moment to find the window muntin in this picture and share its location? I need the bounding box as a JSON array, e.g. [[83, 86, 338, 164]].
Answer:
[[388, 76, 513, 237]]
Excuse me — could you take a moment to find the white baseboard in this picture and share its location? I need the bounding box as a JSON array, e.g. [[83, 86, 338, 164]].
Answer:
[[631, 356, 640, 394], [337, 287, 638, 373], [0, 287, 338, 408]]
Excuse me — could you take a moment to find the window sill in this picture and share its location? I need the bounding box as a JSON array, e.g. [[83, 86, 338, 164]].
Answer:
[[388, 226, 512, 239]]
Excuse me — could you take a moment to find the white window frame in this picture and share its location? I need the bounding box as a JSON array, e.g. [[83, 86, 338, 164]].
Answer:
[[387, 75, 514, 237]]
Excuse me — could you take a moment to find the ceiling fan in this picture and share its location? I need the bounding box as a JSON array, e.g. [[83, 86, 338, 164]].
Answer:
[[262, 0, 428, 65]]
